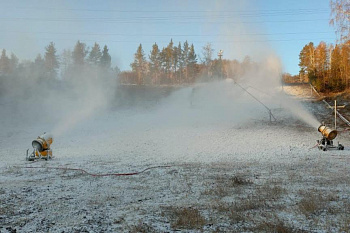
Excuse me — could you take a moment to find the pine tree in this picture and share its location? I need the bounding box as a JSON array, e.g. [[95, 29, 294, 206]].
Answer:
[[88, 42, 102, 66], [9, 53, 18, 73], [0, 49, 10, 74], [100, 45, 111, 69], [167, 39, 174, 71], [173, 44, 179, 83], [164, 39, 174, 82], [72, 40, 87, 66], [35, 54, 45, 67], [44, 42, 59, 79], [149, 43, 161, 84], [182, 41, 189, 82], [34, 54, 46, 81], [177, 42, 183, 82], [131, 44, 146, 84], [187, 44, 197, 82], [61, 49, 72, 74], [114, 65, 121, 76]]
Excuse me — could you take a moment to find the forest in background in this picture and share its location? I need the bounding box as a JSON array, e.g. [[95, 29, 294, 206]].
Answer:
[[0, 38, 272, 98], [2, 37, 350, 96], [298, 40, 350, 93], [1, 0, 349, 95], [120, 40, 263, 85], [0, 41, 118, 99], [297, 0, 350, 93]]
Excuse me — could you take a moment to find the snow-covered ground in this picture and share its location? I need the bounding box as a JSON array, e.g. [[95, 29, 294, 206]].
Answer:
[[1, 83, 349, 232], [282, 84, 316, 100]]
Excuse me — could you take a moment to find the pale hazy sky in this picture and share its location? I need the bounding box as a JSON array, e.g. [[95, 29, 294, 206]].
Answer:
[[0, 0, 335, 74]]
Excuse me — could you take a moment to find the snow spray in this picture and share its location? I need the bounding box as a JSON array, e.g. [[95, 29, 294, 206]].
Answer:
[[51, 67, 117, 137]]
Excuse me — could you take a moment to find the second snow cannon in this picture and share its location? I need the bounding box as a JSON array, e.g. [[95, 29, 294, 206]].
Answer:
[[318, 125, 337, 140], [26, 133, 53, 161], [317, 124, 344, 151]]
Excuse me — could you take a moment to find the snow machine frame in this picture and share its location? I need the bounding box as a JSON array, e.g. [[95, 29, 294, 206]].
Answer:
[[26, 133, 53, 161], [316, 138, 344, 151], [316, 124, 344, 151]]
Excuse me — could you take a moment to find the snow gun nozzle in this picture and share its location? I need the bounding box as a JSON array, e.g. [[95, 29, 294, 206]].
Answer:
[[318, 124, 337, 140]]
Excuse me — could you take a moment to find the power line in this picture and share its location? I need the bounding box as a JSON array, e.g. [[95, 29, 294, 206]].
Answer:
[[0, 17, 330, 24], [4, 6, 329, 14], [3, 11, 329, 18], [29, 38, 335, 43], [0, 30, 332, 37]]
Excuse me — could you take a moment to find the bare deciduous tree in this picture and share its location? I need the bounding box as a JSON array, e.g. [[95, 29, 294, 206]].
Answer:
[[330, 0, 350, 42]]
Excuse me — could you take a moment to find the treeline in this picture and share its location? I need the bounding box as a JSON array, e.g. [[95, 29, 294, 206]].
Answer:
[[0, 41, 118, 98], [282, 73, 301, 84], [299, 40, 350, 92], [120, 40, 257, 85]]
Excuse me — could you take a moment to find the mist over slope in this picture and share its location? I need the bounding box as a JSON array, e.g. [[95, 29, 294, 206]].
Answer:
[[0, 52, 320, 144]]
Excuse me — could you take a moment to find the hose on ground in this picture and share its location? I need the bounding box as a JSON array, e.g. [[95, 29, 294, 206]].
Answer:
[[16, 165, 171, 177]]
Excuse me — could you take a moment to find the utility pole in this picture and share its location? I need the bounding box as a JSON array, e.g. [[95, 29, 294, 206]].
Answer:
[[218, 50, 223, 60], [218, 50, 223, 79]]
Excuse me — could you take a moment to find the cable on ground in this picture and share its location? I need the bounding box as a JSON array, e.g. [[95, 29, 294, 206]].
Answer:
[[16, 165, 171, 177]]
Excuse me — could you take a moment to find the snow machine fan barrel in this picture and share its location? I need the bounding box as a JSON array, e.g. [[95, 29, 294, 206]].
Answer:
[[32, 139, 44, 152], [26, 133, 53, 161], [318, 125, 337, 140], [31, 133, 53, 152]]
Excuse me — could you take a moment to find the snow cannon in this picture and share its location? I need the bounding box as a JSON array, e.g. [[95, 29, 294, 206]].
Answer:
[[316, 124, 343, 151], [318, 125, 337, 140], [26, 133, 53, 161]]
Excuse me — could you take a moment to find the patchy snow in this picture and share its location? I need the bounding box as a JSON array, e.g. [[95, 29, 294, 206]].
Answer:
[[282, 83, 318, 100], [1, 84, 349, 232]]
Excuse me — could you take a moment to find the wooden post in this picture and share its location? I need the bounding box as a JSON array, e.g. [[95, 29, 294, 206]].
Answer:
[[327, 100, 346, 128], [311, 85, 312, 97], [335, 100, 337, 130]]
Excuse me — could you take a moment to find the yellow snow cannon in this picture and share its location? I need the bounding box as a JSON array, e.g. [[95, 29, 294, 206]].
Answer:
[[317, 124, 343, 151], [318, 125, 337, 140], [26, 133, 53, 161]]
